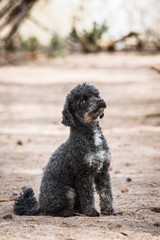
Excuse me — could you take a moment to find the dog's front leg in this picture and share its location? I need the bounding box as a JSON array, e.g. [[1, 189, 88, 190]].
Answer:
[[95, 171, 116, 215], [75, 174, 99, 217]]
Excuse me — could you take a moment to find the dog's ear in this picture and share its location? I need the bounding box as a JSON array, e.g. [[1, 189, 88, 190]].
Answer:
[[61, 102, 75, 127]]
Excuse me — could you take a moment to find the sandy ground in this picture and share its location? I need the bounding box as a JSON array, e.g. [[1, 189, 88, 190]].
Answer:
[[0, 52, 160, 240]]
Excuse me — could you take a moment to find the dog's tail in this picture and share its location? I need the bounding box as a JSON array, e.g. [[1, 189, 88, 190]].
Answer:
[[14, 188, 41, 215]]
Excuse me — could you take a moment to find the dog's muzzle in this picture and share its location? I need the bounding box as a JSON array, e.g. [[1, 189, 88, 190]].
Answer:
[[91, 97, 106, 112], [87, 97, 106, 120], [97, 98, 106, 109]]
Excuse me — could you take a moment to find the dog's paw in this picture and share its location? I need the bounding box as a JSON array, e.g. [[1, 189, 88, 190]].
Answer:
[[84, 208, 100, 217], [55, 210, 77, 217], [101, 208, 117, 216]]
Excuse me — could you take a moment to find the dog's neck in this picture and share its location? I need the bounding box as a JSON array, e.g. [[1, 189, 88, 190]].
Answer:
[[70, 121, 101, 137]]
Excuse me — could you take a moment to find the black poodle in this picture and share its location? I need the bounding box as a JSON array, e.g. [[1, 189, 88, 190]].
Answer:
[[14, 83, 116, 217]]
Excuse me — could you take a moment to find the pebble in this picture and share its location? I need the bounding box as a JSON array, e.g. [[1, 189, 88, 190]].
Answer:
[[126, 177, 132, 182], [153, 222, 160, 227], [3, 214, 13, 220], [121, 187, 129, 193], [17, 140, 23, 145], [12, 192, 18, 196]]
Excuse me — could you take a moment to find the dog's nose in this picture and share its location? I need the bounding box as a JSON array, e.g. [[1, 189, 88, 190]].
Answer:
[[98, 98, 107, 108], [91, 97, 106, 107], [98, 98, 105, 104]]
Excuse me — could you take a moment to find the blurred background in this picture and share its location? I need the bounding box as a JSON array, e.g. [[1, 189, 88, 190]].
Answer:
[[0, 1, 160, 239], [0, 0, 160, 57]]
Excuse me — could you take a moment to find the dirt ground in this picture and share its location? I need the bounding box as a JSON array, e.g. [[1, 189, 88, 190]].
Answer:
[[0, 52, 160, 240]]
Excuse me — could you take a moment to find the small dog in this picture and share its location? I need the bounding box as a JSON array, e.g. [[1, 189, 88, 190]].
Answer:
[[14, 83, 116, 217]]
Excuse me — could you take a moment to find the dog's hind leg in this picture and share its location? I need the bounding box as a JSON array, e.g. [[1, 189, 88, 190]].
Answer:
[[55, 188, 77, 217], [39, 182, 76, 217]]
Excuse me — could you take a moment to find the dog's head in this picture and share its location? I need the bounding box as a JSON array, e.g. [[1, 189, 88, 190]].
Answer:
[[62, 83, 106, 127]]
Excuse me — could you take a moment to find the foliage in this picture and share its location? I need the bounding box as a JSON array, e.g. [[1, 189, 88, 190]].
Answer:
[[83, 22, 108, 45], [17, 33, 68, 57], [69, 22, 108, 52], [48, 34, 67, 57], [18, 35, 40, 52]]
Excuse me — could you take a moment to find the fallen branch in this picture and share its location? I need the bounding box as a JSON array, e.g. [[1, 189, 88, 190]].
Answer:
[[135, 207, 160, 212], [0, 198, 16, 202], [150, 65, 160, 74], [102, 32, 139, 50], [135, 207, 149, 212]]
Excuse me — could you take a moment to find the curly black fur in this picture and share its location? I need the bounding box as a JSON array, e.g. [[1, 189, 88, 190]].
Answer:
[[14, 83, 116, 217], [14, 188, 40, 215]]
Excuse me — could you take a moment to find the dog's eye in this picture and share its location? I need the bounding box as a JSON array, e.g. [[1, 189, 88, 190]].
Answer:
[[82, 96, 89, 104]]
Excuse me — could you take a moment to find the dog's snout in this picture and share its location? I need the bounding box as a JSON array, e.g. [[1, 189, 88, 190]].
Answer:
[[98, 98, 106, 108], [98, 98, 103, 103], [90, 97, 106, 108], [93, 97, 103, 103]]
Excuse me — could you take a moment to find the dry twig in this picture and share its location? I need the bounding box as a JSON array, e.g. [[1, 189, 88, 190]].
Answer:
[[0, 198, 16, 202], [150, 65, 160, 74]]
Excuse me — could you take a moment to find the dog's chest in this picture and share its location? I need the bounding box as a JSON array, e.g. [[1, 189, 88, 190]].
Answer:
[[93, 128, 103, 147], [86, 128, 110, 173]]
